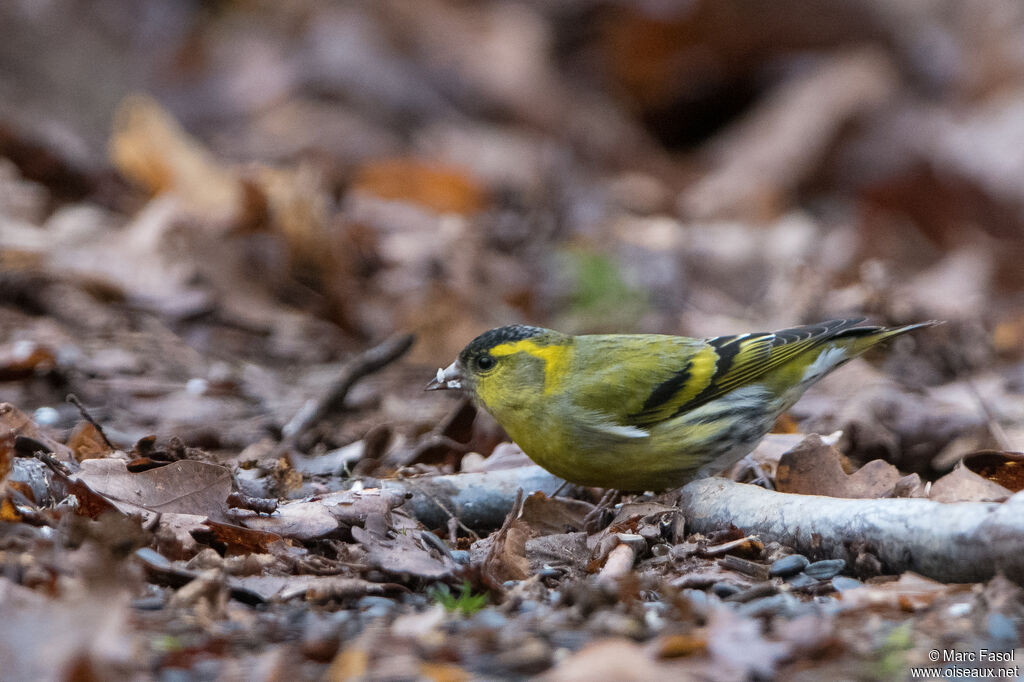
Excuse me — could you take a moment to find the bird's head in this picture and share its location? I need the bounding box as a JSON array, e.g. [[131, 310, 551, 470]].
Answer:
[[426, 325, 571, 411]]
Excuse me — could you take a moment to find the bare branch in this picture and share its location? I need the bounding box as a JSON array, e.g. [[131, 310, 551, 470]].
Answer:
[[679, 478, 1024, 584]]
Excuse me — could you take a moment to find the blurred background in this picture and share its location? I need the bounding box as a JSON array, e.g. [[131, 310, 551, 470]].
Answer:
[[2, 0, 1024, 472]]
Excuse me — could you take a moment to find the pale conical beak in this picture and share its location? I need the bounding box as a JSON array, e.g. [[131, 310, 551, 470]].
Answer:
[[425, 361, 462, 391]]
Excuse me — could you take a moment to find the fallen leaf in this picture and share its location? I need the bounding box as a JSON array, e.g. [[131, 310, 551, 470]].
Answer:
[[353, 157, 486, 215], [0, 432, 12, 484], [704, 606, 791, 679], [520, 491, 594, 535], [0, 342, 56, 380], [837, 572, 968, 611], [74, 458, 233, 518], [235, 500, 341, 541], [776, 434, 903, 498], [110, 94, 243, 223], [964, 450, 1024, 491], [542, 638, 704, 682], [200, 519, 288, 556], [152, 513, 207, 560], [235, 487, 408, 541], [526, 532, 590, 579], [351, 521, 456, 581], [0, 403, 74, 462], [67, 421, 112, 461], [930, 451, 1022, 502], [482, 493, 531, 586]]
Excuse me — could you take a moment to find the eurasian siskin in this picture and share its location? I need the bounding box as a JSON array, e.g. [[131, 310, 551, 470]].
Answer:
[[427, 319, 936, 491]]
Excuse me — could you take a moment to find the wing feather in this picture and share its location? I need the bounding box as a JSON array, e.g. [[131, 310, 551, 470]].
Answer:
[[569, 319, 872, 430]]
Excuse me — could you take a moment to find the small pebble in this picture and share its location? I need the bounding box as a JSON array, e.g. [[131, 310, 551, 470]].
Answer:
[[473, 609, 509, 630], [988, 612, 1018, 642], [638, 525, 662, 542], [517, 599, 539, 613], [786, 573, 820, 590], [769, 554, 809, 577], [804, 559, 846, 580], [711, 582, 741, 598], [682, 588, 712, 612], [32, 406, 60, 426], [131, 595, 165, 611], [357, 595, 395, 620], [738, 593, 806, 619], [831, 576, 862, 591], [650, 543, 670, 557], [11, 340, 35, 359], [185, 378, 208, 395], [160, 669, 196, 682], [401, 593, 429, 608], [449, 549, 471, 565]]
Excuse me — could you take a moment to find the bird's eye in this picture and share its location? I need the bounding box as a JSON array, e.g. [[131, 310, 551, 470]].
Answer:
[[477, 355, 495, 371]]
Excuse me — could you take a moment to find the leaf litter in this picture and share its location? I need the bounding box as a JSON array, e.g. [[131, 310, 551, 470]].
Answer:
[[2, 1, 1024, 679]]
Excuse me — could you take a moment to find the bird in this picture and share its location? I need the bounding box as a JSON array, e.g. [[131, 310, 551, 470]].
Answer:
[[426, 318, 937, 491]]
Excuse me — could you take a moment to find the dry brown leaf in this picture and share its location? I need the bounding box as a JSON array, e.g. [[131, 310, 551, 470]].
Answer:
[[200, 519, 288, 557], [352, 157, 486, 215], [0, 432, 12, 485], [67, 421, 112, 461], [0, 343, 56, 380], [520, 491, 594, 536], [0, 402, 75, 462], [351, 520, 456, 581], [930, 450, 1024, 502], [963, 450, 1024, 491], [542, 638, 705, 682], [152, 512, 208, 560], [109, 94, 243, 223], [325, 648, 369, 682], [837, 572, 968, 612], [419, 661, 471, 682], [704, 607, 791, 679], [248, 163, 331, 269], [235, 488, 407, 541], [526, 532, 590, 579], [776, 434, 903, 498], [482, 493, 531, 586], [75, 459, 233, 518]]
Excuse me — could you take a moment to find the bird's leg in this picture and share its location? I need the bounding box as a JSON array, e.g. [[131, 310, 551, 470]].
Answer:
[[583, 488, 620, 532], [734, 454, 774, 490]]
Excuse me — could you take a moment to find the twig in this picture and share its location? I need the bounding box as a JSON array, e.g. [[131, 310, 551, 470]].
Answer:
[[66, 394, 116, 450], [227, 491, 278, 515], [279, 333, 415, 451], [583, 488, 620, 532], [398, 472, 480, 540], [27, 445, 71, 477]]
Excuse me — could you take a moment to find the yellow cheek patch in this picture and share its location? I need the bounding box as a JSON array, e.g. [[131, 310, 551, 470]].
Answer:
[[491, 340, 572, 395]]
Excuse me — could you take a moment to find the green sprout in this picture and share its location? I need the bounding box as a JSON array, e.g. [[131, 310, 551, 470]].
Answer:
[[430, 581, 488, 616], [869, 622, 914, 680]]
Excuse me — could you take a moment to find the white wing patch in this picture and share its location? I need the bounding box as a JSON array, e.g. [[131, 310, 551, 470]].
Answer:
[[801, 345, 847, 382], [593, 421, 650, 439]]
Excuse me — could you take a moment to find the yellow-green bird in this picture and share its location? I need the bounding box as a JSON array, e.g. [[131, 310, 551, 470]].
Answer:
[[427, 319, 936, 491]]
